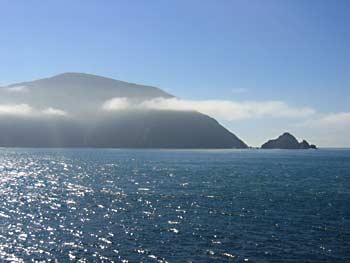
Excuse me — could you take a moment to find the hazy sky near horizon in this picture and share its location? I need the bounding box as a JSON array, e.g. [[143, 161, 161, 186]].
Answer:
[[1, 0, 349, 146]]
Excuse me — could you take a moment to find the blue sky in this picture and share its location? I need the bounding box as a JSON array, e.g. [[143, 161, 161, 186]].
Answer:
[[1, 0, 349, 146]]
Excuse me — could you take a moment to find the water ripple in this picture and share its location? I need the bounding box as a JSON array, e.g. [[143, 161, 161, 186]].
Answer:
[[0, 149, 349, 262]]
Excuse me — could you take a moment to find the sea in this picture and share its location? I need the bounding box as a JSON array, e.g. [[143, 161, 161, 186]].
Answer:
[[0, 148, 349, 262]]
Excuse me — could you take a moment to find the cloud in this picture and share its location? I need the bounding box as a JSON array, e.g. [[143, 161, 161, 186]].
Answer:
[[302, 112, 350, 129], [293, 112, 350, 147], [103, 97, 315, 121], [3, 85, 29, 93], [103, 98, 130, 111], [0, 104, 33, 115], [0, 104, 67, 117], [42, 107, 67, 116]]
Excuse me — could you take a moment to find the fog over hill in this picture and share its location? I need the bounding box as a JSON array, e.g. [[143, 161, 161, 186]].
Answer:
[[1, 73, 172, 116], [0, 73, 247, 148]]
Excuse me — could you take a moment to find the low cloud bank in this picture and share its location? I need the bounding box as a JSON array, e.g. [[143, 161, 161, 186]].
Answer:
[[292, 112, 350, 147], [302, 112, 350, 128], [0, 104, 67, 117], [0, 104, 32, 115], [42, 107, 67, 116], [103, 97, 315, 121], [2, 85, 29, 93]]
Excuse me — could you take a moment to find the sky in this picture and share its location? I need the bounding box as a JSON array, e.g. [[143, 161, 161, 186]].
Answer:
[[0, 0, 349, 147]]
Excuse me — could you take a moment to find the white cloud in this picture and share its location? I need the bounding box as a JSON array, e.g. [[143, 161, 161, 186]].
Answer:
[[102, 98, 130, 111], [103, 97, 315, 121], [3, 85, 29, 93], [0, 104, 67, 117], [42, 107, 67, 116], [303, 112, 350, 128], [294, 112, 350, 147], [0, 104, 33, 115]]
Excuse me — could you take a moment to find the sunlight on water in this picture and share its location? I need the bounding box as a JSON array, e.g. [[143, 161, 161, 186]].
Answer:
[[0, 149, 349, 262]]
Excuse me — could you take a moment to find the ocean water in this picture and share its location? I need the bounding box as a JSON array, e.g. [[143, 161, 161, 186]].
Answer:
[[0, 149, 349, 262]]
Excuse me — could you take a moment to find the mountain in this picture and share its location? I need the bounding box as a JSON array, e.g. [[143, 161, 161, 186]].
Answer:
[[0, 73, 247, 148], [261, 132, 317, 149], [1, 73, 173, 115]]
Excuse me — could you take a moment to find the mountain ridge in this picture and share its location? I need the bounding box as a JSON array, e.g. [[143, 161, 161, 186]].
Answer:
[[0, 72, 248, 149]]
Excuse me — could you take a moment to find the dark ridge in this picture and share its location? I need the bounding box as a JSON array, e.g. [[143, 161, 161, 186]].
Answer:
[[261, 132, 317, 149]]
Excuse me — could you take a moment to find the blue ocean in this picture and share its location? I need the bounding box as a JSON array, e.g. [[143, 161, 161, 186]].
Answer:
[[0, 148, 349, 262]]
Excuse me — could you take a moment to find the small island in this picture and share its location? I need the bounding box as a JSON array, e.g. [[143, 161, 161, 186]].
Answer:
[[261, 132, 317, 149]]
